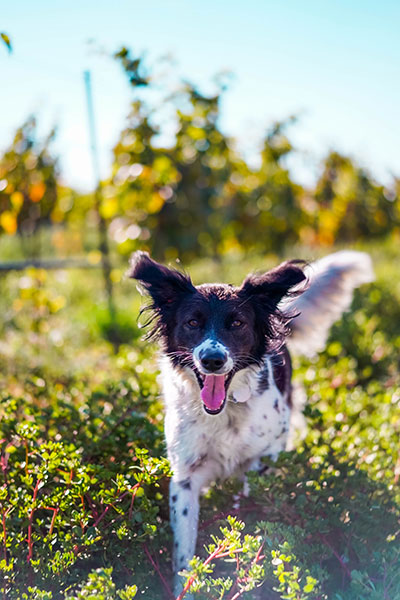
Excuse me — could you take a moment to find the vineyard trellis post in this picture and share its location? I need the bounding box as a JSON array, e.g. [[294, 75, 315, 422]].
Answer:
[[84, 70, 116, 325]]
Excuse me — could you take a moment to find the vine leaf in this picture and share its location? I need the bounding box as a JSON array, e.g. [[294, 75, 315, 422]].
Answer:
[[1, 32, 12, 53]]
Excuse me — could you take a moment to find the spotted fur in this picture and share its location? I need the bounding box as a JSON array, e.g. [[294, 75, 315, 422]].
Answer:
[[129, 250, 373, 596]]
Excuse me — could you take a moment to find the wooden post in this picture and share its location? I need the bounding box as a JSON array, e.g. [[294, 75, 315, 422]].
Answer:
[[84, 70, 116, 323]]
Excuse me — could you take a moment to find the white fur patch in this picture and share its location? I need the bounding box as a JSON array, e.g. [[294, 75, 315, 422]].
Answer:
[[193, 338, 234, 373]]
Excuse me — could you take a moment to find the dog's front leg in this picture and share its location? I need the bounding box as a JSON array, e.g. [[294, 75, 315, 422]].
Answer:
[[170, 474, 201, 596]]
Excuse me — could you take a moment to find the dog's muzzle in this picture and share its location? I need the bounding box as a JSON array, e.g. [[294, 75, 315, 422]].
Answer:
[[193, 341, 234, 415]]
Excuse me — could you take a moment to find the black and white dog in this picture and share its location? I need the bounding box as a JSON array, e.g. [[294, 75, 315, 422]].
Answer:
[[130, 250, 373, 594]]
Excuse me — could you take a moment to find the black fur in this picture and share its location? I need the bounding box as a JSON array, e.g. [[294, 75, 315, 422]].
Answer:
[[130, 252, 307, 381], [238, 260, 307, 354], [129, 251, 196, 340], [272, 347, 292, 396], [257, 362, 270, 394]]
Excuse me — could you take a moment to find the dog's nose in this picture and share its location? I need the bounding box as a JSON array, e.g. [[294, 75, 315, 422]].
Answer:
[[200, 350, 228, 372]]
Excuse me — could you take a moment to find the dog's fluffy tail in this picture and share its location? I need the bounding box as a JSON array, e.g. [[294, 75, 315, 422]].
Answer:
[[284, 250, 374, 358]]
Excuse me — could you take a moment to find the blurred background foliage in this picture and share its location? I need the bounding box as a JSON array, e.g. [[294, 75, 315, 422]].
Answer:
[[0, 47, 399, 265], [0, 117, 58, 253]]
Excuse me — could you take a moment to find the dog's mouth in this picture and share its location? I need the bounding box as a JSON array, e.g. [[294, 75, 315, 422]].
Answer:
[[193, 368, 234, 415]]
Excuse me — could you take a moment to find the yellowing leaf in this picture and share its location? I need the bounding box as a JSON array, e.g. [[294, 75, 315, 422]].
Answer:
[[10, 191, 24, 210], [147, 192, 164, 214], [50, 296, 66, 312], [0, 210, 17, 234], [100, 197, 119, 219], [29, 182, 46, 202], [186, 125, 205, 141]]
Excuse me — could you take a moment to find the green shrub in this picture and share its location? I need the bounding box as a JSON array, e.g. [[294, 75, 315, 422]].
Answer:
[[0, 240, 399, 598]]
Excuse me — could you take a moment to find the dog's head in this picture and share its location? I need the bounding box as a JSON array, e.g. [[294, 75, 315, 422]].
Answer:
[[130, 251, 306, 415]]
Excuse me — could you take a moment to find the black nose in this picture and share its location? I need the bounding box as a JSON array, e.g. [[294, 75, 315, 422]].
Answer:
[[200, 350, 227, 372]]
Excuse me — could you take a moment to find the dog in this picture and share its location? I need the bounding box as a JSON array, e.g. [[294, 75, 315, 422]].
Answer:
[[129, 250, 373, 595]]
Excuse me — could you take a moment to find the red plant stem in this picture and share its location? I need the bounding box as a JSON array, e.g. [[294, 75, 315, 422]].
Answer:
[[42, 506, 59, 535], [86, 493, 101, 523], [0, 460, 8, 489], [128, 483, 141, 521], [209, 548, 244, 559], [254, 543, 264, 562], [91, 489, 134, 528], [89, 483, 142, 530], [225, 542, 265, 600], [394, 453, 400, 485], [1, 448, 9, 565], [143, 543, 175, 600], [27, 478, 40, 562], [1, 510, 7, 565], [175, 542, 228, 600], [92, 504, 113, 528], [24, 441, 29, 474], [317, 532, 352, 579], [49, 507, 59, 536]]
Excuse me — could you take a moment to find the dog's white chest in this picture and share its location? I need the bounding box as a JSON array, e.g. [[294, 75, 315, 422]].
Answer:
[[162, 360, 291, 482], [204, 387, 290, 477]]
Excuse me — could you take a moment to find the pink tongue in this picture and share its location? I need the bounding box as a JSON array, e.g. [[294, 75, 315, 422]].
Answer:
[[201, 375, 226, 411]]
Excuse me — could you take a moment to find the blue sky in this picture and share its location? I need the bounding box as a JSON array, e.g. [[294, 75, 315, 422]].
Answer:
[[2, 0, 399, 191]]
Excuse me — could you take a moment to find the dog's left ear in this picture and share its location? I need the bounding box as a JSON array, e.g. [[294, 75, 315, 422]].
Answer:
[[239, 260, 307, 306]]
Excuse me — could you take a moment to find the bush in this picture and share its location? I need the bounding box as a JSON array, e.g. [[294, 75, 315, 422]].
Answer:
[[0, 241, 399, 598]]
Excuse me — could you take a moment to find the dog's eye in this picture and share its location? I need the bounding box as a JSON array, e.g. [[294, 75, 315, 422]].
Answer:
[[188, 319, 200, 328], [231, 319, 243, 328]]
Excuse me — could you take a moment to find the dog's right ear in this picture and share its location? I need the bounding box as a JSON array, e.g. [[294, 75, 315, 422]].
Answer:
[[129, 251, 196, 307]]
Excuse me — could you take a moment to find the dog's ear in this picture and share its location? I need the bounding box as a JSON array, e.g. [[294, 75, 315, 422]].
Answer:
[[239, 260, 307, 306], [129, 251, 196, 307]]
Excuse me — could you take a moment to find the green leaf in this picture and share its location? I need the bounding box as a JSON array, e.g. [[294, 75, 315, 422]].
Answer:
[[1, 32, 12, 52]]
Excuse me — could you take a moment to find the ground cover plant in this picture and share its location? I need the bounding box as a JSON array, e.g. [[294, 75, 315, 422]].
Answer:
[[0, 241, 399, 599]]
